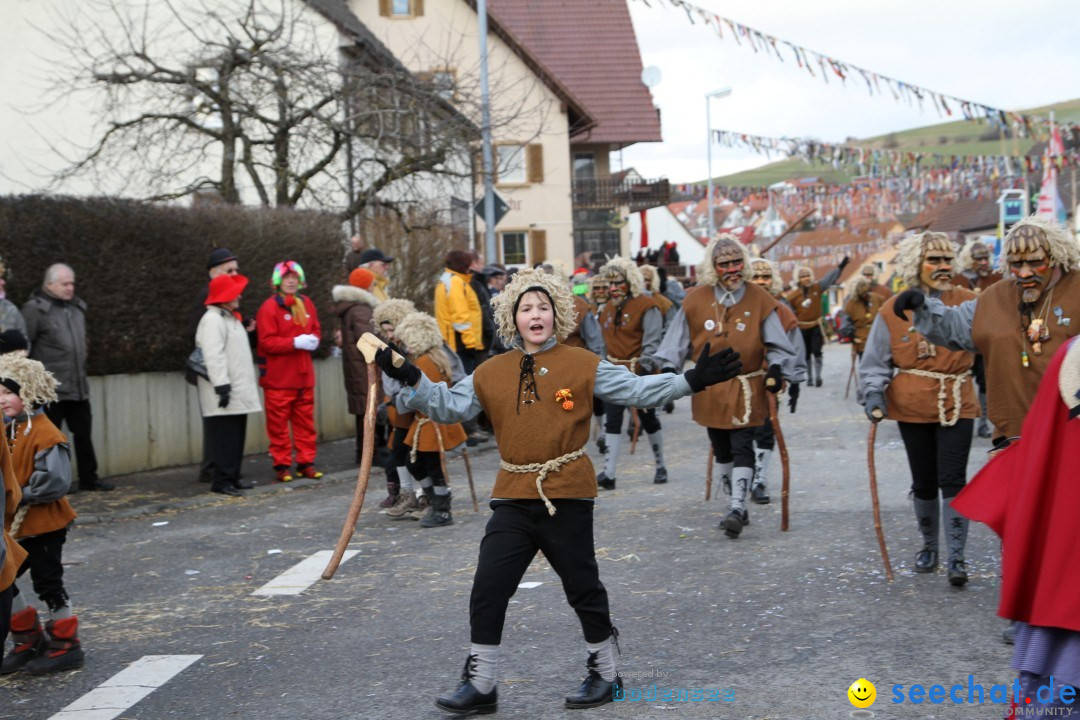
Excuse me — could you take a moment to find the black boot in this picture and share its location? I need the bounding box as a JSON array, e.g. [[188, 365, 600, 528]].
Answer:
[[435, 654, 498, 716], [420, 491, 454, 528], [943, 502, 969, 587], [565, 651, 621, 709], [914, 546, 938, 573], [721, 510, 744, 538], [597, 472, 616, 490], [653, 467, 668, 484], [913, 498, 939, 573]]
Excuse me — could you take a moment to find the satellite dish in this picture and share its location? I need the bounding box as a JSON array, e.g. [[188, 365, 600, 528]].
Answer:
[[641, 66, 662, 88]]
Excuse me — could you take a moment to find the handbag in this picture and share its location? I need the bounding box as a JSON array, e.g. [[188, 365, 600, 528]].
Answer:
[[186, 347, 210, 383]]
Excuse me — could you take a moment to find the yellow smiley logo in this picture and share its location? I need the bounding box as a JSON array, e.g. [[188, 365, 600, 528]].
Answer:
[[847, 678, 876, 708]]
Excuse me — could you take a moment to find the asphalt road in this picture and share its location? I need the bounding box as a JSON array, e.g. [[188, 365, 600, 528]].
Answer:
[[2, 344, 1015, 720]]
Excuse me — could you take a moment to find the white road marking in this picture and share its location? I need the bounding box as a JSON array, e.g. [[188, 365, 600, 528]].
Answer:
[[251, 549, 359, 596], [47, 654, 202, 720]]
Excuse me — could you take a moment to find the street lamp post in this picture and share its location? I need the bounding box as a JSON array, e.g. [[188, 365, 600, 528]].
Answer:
[[705, 87, 732, 241]]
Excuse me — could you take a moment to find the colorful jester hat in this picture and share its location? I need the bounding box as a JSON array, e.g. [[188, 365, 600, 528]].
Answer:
[[271, 260, 306, 289]]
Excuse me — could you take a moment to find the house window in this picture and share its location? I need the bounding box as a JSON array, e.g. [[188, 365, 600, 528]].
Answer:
[[392, 0, 412, 15], [496, 144, 526, 185], [573, 153, 596, 180], [501, 231, 528, 266]]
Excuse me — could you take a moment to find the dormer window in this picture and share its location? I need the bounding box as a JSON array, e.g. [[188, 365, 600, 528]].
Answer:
[[380, 0, 423, 18]]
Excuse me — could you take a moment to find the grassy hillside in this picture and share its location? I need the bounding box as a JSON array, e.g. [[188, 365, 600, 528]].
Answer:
[[709, 97, 1080, 188]]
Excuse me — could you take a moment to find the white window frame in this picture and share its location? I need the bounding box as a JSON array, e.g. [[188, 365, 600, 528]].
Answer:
[[496, 143, 527, 186]]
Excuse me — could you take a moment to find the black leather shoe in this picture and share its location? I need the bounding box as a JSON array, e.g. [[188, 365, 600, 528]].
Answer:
[[914, 546, 938, 573], [653, 467, 668, 484], [947, 559, 968, 587], [740, 509, 750, 526], [565, 671, 620, 709], [721, 510, 744, 538], [751, 484, 770, 504], [80, 480, 115, 492], [597, 473, 616, 491], [435, 655, 497, 716], [212, 485, 244, 497]]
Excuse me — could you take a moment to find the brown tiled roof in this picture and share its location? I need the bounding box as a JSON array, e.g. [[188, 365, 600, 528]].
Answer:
[[489, 0, 662, 146], [925, 199, 999, 234]]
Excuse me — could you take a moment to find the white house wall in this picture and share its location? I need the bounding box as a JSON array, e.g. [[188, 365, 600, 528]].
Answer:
[[627, 206, 705, 267]]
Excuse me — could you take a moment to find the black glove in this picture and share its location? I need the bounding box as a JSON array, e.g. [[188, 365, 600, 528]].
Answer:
[[683, 343, 742, 392], [375, 342, 422, 386], [764, 363, 783, 394], [788, 382, 800, 413], [214, 383, 231, 409], [893, 289, 925, 319], [864, 391, 887, 423], [376, 402, 389, 425], [839, 255, 851, 271]]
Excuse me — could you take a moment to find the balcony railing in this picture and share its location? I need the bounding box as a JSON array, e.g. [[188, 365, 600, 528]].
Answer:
[[572, 177, 671, 212]]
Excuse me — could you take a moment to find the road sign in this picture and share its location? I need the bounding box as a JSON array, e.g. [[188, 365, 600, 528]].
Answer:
[[474, 192, 510, 227]]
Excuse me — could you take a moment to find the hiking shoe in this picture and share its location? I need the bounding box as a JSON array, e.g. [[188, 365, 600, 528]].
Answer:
[[274, 466, 294, 483], [296, 465, 323, 479], [386, 492, 419, 519]]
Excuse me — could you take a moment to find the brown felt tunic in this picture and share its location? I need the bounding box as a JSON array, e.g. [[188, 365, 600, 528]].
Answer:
[[599, 294, 657, 374], [844, 293, 885, 351], [563, 295, 594, 350], [474, 344, 601, 498], [883, 288, 978, 424], [405, 354, 466, 453], [650, 291, 674, 318], [953, 272, 1004, 294], [972, 270, 1080, 440], [1, 433, 27, 591], [775, 302, 799, 333], [785, 284, 825, 328], [870, 283, 893, 300], [682, 283, 779, 429], [9, 415, 76, 539], [386, 399, 415, 430]]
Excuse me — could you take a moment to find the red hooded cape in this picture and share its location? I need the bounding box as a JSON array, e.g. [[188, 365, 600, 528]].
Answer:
[[951, 337, 1080, 632]]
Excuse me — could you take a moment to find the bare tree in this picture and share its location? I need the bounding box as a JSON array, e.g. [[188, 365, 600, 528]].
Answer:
[[31, 0, 545, 224]]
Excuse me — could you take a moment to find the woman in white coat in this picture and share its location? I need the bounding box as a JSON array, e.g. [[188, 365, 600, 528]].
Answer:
[[196, 274, 262, 496]]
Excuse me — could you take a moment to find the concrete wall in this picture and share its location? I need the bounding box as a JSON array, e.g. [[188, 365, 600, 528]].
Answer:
[[81, 359, 352, 478]]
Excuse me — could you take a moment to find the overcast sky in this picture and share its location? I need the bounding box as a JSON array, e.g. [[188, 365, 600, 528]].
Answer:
[[620, 0, 1080, 184]]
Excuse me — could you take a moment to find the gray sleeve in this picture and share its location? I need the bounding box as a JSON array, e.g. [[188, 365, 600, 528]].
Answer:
[[23, 444, 73, 505], [580, 313, 606, 357], [404, 373, 483, 423], [786, 325, 808, 381], [912, 297, 978, 352], [594, 361, 693, 408], [762, 310, 805, 383], [638, 307, 664, 372], [817, 265, 842, 290], [655, 309, 691, 371], [857, 315, 894, 396], [445, 344, 467, 383]]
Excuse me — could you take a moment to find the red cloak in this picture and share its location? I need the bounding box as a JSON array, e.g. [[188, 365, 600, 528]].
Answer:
[[951, 337, 1080, 632]]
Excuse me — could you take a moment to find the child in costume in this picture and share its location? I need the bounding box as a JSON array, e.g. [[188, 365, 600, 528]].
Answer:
[[0, 355, 84, 675], [394, 312, 467, 528], [376, 268, 741, 714]]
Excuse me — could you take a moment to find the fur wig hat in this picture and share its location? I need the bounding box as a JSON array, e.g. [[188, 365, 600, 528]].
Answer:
[[697, 235, 752, 287], [792, 263, 815, 282], [394, 312, 445, 358], [492, 267, 577, 346], [1000, 215, 1080, 272], [958, 239, 992, 272], [847, 274, 873, 298], [893, 232, 957, 289], [638, 264, 659, 289], [372, 298, 417, 329], [0, 355, 59, 409], [540, 259, 571, 282], [749, 258, 783, 296], [599, 256, 646, 298]]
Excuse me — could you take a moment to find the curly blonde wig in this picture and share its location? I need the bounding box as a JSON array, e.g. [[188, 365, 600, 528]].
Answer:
[[394, 312, 445, 358], [749, 258, 783, 295], [697, 235, 752, 287], [957, 239, 992, 272], [372, 298, 417, 329], [599, 256, 646, 298], [1001, 215, 1080, 271], [540, 259, 571, 281], [847, 275, 872, 297], [638, 264, 659, 290], [491, 267, 577, 347], [894, 232, 957, 289], [0, 355, 59, 409]]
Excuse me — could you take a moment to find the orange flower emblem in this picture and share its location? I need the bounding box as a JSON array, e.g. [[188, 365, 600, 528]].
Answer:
[[555, 388, 574, 411]]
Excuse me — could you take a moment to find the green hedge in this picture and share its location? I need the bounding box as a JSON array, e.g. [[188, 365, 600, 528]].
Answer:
[[0, 195, 346, 375]]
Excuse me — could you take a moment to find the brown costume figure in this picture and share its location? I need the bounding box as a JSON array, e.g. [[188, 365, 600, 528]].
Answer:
[[783, 257, 849, 386], [860, 233, 978, 586], [898, 216, 1080, 444], [842, 277, 885, 359], [861, 263, 893, 300], [951, 240, 1004, 437]]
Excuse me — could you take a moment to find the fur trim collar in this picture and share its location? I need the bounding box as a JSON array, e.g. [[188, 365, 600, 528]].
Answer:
[[331, 284, 380, 307]]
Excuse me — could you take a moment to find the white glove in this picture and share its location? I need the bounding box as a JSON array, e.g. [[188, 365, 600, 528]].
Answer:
[[293, 334, 319, 351]]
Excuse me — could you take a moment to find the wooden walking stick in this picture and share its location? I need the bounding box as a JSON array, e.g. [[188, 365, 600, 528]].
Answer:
[[322, 334, 404, 580], [705, 451, 714, 501], [867, 414, 895, 582], [767, 392, 791, 531], [460, 448, 480, 513], [844, 349, 857, 400]]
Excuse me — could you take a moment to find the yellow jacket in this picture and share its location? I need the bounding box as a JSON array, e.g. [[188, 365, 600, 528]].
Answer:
[[434, 268, 482, 351], [371, 274, 390, 302]]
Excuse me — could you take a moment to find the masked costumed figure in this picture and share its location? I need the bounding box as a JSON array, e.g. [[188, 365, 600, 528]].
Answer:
[[952, 241, 1004, 438], [783, 257, 849, 386]]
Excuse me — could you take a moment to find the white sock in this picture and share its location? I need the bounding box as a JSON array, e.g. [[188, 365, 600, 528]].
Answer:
[[718, 461, 734, 496], [398, 468, 414, 492], [468, 644, 499, 693], [731, 467, 753, 512], [585, 638, 617, 682], [603, 433, 622, 478], [50, 604, 73, 620], [648, 430, 665, 468]]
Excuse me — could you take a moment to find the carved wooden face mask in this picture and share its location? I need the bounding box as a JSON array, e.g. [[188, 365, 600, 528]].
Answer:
[[970, 245, 992, 277], [1006, 226, 1052, 304], [919, 237, 956, 292], [749, 260, 773, 291], [712, 242, 745, 292]]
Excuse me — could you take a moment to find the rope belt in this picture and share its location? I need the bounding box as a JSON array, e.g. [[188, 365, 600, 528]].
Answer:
[[797, 319, 821, 329], [409, 417, 444, 463], [898, 368, 972, 427], [732, 369, 767, 426], [500, 443, 589, 517], [607, 354, 640, 374]]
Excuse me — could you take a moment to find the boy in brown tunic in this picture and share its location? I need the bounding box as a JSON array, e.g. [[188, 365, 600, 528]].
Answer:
[[596, 257, 667, 487], [379, 268, 741, 714], [783, 257, 849, 386], [896, 216, 1080, 445], [0, 356, 85, 674], [657, 238, 803, 537], [859, 233, 978, 586], [2, 431, 28, 653]]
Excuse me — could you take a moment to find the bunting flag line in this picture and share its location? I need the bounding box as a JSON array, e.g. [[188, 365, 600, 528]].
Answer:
[[633, 0, 1080, 141]]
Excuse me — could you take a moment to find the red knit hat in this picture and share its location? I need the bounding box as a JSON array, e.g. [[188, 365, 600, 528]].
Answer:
[[205, 274, 249, 305], [348, 267, 375, 290]]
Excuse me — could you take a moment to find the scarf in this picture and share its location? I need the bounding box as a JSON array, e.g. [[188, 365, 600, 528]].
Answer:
[[279, 292, 308, 327]]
